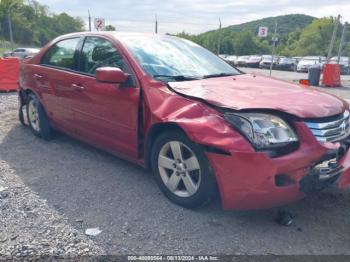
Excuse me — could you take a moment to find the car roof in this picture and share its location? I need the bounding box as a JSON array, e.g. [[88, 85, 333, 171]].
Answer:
[[53, 31, 180, 42], [302, 56, 325, 60]]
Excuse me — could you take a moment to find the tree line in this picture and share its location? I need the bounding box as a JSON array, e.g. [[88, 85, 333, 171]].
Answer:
[[0, 1, 349, 58], [177, 17, 350, 57], [0, 0, 84, 47]]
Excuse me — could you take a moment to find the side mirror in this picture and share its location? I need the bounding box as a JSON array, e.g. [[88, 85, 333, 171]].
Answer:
[[96, 67, 128, 84]]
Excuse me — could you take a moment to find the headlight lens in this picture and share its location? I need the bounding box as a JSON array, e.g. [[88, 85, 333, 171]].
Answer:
[[224, 112, 298, 149]]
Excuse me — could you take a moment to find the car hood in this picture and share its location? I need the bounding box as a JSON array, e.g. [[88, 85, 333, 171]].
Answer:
[[168, 74, 346, 118]]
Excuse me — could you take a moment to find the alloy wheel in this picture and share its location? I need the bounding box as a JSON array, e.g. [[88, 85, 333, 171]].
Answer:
[[158, 141, 201, 197], [28, 99, 40, 132]]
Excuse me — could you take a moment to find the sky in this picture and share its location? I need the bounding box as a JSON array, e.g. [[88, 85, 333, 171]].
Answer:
[[36, 0, 350, 34]]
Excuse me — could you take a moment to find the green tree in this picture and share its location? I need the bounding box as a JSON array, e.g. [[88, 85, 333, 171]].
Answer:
[[233, 30, 260, 55], [105, 25, 116, 31], [0, 0, 84, 47], [284, 17, 335, 56]]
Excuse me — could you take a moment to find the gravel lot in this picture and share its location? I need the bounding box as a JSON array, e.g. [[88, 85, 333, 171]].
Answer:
[[1, 70, 350, 256], [0, 93, 104, 259]]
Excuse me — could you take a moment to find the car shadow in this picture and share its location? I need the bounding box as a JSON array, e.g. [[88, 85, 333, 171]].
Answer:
[[1, 122, 349, 255]]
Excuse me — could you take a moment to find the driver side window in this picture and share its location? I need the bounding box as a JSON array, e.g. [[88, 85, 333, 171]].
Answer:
[[80, 37, 127, 75]]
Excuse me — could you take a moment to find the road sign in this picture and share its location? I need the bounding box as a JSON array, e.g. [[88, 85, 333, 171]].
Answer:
[[94, 18, 105, 31], [258, 26, 268, 37]]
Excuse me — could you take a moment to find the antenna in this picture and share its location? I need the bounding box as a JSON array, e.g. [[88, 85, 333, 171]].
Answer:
[[155, 14, 158, 34], [217, 18, 222, 55], [88, 10, 91, 32]]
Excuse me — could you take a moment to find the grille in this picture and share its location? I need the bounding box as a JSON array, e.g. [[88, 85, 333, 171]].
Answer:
[[304, 110, 350, 142]]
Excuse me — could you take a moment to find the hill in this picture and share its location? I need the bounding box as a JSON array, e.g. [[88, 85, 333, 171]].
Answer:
[[224, 14, 315, 36], [176, 14, 350, 57]]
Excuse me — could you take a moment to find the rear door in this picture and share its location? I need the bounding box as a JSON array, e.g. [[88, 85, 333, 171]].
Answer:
[[71, 36, 140, 159], [39, 37, 82, 132]]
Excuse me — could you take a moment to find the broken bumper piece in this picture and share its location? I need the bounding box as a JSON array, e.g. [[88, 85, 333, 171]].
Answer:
[[300, 152, 344, 194]]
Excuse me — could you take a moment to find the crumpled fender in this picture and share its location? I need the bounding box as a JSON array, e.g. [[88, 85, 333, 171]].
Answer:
[[141, 77, 253, 153]]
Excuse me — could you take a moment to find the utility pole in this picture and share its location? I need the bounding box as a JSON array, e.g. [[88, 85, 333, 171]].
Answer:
[[7, 1, 18, 51], [217, 18, 222, 55], [327, 14, 341, 62], [337, 22, 347, 63], [269, 20, 278, 76], [155, 14, 158, 34], [7, 12, 14, 51], [88, 10, 92, 32]]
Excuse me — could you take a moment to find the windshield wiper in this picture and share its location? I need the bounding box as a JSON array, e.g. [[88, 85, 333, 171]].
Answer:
[[202, 73, 237, 79], [153, 75, 202, 81]]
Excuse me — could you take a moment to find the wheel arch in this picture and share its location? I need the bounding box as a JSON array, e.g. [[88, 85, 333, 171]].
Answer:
[[144, 122, 231, 170], [19, 88, 39, 106], [144, 122, 185, 170]]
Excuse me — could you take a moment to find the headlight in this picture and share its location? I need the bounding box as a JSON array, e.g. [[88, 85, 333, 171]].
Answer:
[[224, 112, 298, 149]]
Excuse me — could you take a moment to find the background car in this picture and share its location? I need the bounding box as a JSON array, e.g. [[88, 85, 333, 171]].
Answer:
[[2, 51, 12, 58], [275, 57, 298, 71], [297, 56, 325, 72], [10, 48, 40, 60], [259, 55, 277, 69], [223, 55, 237, 66], [246, 55, 262, 68], [218, 54, 228, 60], [329, 56, 350, 75], [292, 56, 303, 63], [235, 55, 250, 67]]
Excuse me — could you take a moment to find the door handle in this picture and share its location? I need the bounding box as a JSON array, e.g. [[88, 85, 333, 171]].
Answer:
[[71, 84, 85, 91], [34, 73, 43, 80]]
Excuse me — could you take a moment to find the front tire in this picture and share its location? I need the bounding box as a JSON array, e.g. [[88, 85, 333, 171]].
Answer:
[[26, 93, 54, 140], [151, 130, 216, 209]]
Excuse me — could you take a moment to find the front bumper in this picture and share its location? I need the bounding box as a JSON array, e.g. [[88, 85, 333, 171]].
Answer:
[[206, 122, 350, 210]]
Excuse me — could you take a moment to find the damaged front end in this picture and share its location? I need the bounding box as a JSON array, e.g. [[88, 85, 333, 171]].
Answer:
[[205, 120, 350, 210], [142, 76, 350, 210], [300, 149, 344, 194], [301, 110, 350, 193]]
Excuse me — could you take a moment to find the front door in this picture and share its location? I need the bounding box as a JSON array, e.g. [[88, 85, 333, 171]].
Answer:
[[71, 36, 140, 159]]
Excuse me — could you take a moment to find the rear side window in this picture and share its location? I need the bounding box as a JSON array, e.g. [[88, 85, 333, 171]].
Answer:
[[41, 38, 80, 70]]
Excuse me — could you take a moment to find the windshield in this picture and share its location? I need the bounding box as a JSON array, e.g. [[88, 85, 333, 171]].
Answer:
[[120, 35, 240, 80]]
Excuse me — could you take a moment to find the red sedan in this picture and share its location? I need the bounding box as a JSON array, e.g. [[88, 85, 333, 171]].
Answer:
[[19, 32, 350, 210]]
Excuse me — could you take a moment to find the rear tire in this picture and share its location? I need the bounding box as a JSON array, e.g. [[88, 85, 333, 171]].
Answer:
[[151, 130, 216, 209], [26, 93, 54, 141]]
